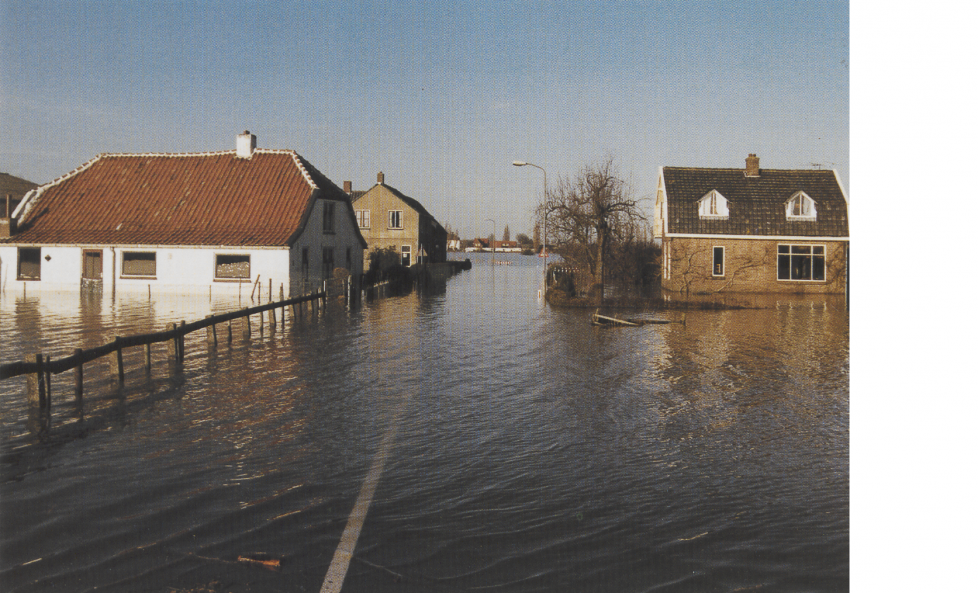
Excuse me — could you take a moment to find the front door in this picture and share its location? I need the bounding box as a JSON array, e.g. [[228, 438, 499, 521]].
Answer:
[[401, 245, 411, 267], [82, 250, 103, 292]]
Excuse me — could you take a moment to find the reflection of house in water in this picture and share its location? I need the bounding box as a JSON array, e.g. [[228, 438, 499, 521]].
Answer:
[[347, 172, 447, 269], [655, 154, 849, 295], [0, 132, 366, 298]]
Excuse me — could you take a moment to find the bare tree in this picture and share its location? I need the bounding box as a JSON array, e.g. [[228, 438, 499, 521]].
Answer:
[[502, 224, 511, 241], [537, 157, 646, 300]]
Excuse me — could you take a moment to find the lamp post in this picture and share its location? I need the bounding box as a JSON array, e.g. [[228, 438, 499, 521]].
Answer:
[[486, 218, 496, 265], [512, 161, 547, 296]]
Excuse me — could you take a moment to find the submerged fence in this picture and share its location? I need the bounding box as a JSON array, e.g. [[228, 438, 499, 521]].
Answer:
[[0, 280, 359, 434]]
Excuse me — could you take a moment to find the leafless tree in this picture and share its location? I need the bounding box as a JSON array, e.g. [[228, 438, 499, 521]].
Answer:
[[537, 157, 647, 300]]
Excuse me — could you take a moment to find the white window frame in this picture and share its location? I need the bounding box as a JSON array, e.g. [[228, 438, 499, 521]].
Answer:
[[214, 253, 251, 281], [777, 243, 826, 282], [400, 244, 411, 266], [17, 247, 41, 280], [389, 210, 403, 229], [697, 190, 729, 219], [712, 246, 725, 277], [356, 209, 370, 229], [120, 251, 157, 278], [785, 191, 817, 220]]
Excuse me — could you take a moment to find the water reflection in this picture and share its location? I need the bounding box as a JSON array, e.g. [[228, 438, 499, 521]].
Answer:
[[1, 257, 847, 592]]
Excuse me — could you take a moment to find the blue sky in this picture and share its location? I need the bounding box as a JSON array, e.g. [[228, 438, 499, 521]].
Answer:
[[1, 0, 848, 238]]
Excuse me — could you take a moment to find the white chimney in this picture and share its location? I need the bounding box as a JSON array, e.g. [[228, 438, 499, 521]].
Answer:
[[236, 130, 257, 158]]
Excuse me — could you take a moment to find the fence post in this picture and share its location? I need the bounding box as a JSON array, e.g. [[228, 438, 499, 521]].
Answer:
[[244, 314, 251, 339], [259, 310, 265, 335], [270, 306, 277, 331], [44, 355, 52, 405], [179, 321, 186, 362], [206, 316, 217, 346], [227, 320, 233, 344], [166, 323, 178, 359], [108, 336, 124, 383], [25, 353, 48, 433], [145, 343, 152, 372], [74, 348, 84, 401], [26, 354, 43, 408]]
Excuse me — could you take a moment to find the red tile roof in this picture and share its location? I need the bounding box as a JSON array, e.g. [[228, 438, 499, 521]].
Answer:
[[6, 150, 363, 247]]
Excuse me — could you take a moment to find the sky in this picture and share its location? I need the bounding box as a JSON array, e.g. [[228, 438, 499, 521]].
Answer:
[[0, 0, 848, 239]]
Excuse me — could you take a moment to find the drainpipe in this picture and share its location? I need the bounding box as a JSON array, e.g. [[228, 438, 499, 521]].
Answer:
[[110, 247, 116, 300]]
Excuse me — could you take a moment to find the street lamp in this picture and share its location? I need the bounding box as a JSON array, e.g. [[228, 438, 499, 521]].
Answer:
[[486, 218, 496, 265], [512, 161, 547, 296]]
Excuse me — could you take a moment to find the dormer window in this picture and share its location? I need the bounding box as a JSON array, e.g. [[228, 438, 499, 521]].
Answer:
[[786, 191, 816, 220], [697, 190, 729, 219]]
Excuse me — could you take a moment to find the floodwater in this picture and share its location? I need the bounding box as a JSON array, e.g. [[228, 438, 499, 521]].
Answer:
[[0, 253, 848, 592]]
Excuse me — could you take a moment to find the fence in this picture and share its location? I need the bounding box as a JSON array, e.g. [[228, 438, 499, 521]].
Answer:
[[0, 279, 356, 434]]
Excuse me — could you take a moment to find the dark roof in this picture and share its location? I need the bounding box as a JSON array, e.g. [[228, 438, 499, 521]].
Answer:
[[662, 167, 849, 237], [0, 172, 38, 200], [5, 150, 367, 248]]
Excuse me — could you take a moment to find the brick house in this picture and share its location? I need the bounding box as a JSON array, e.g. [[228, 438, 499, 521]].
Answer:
[[0, 132, 366, 297], [654, 154, 849, 295], [347, 172, 447, 269]]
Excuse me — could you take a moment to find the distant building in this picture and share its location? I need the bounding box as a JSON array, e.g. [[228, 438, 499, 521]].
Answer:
[[464, 239, 521, 253], [654, 154, 849, 294], [0, 172, 38, 239], [0, 132, 366, 297], [348, 173, 447, 269]]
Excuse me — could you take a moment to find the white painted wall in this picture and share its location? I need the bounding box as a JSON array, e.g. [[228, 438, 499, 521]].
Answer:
[[0, 199, 363, 299], [0, 244, 291, 299]]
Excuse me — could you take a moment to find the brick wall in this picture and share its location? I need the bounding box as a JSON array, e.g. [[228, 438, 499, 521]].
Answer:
[[662, 237, 847, 295]]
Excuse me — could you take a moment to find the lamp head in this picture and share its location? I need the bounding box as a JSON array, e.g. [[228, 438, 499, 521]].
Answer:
[[512, 161, 527, 167]]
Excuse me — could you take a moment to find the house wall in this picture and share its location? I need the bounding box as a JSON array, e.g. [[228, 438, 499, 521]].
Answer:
[[661, 237, 847, 295], [353, 186, 422, 270], [286, 196, 364, 295], [1, 199, 363, 299], [0, 244, 289, 297]]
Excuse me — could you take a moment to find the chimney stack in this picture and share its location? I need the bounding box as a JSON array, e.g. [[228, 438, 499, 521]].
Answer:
[[343, 181, 353, 193], [377, 171, 385, 185], [745, 153, 760, 177], [236, 130, 257, 158]]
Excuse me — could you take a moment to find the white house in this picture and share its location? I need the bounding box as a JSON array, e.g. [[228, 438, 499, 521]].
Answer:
[[0, 132, 366, 298]]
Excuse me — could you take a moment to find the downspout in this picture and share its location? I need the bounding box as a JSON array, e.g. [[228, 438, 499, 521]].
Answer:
[[110, 247, 116, 300]]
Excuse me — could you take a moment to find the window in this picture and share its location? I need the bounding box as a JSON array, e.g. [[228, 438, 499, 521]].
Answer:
[[778, 244, 825, 281], [356, 209, 370, 229], [786, 191, 817, 220], [215, 254, 250, 279], [323, 247, 334, 278], [17, 247, 41, 280], [713, 246, 724, 277], [323, 201, 336, 233], [389, 210, 403, 229], [698, 190, 729, 219], [121, 251, 156, 277], [400, 245, 411, 267], [346, 247, 352, 271]]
